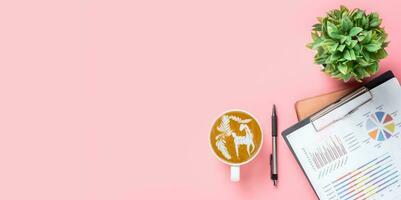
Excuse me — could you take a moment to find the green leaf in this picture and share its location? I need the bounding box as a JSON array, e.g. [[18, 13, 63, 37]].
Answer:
[[354, 43, 362, 51], [355, 67, 370, 78], [340, 15, 353, 31], [353, 10, 364, 20], [315, 56, 327, 64], [330, 42, 339, 52], [369, 48, 388, 60], [362, 31, 372, 44], [357, 58, 371, 66], [312, 23, 322, 31], [310, 38, 324, 49], [340, 36, 347, 44], [350, 40, 358, 48], [361, 16, 369, 29], [383, 41, 389, 48], [361, 50, 372, 62], [365, 42, 382, 52], [342, 73, 352, 81], [326, 21, 339, 39], [376, 49, 388, 59], [370, 18, 381, 27], [338, 64, 348, 74], [367, 63, 379, 74], [349, 27, 363, 36], [368, 13, 380, 24], [369, 12, 379, 19], [340, 5, 349, 12], [345, 37, 352, 46], [357, 35, 365, 42], [311, 32, 319, 40], [323, 64, 335, 73], [344, 50, 352, 60], [321, 39, 336, 47], [331, 31, 343, 40], [337, 44, 346, 52], [349, 49, 356, 60], [328, 52, 341, 63]]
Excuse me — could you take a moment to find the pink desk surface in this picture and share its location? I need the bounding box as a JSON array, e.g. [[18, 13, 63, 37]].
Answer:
[[1, 0, 401, 199]]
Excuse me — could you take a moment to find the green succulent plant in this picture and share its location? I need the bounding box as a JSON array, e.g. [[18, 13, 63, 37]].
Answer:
[[307, 6, 389, 82]]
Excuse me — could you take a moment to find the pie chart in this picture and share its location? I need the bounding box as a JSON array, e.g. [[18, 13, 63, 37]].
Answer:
[[366, 111, 395, 141]]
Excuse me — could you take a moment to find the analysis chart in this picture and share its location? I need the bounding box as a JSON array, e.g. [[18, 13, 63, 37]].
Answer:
[[309, 135, 347, 170], [323, 154, 400, 200], [302, 135, 349, 178], [366, 112, 395, 141]]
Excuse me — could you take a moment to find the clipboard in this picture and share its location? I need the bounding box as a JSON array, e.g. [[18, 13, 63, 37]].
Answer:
[[282, 70, 396, 199]]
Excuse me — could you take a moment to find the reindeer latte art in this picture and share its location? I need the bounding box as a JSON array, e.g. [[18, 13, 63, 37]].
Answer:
[[210, 111, 263, 164]]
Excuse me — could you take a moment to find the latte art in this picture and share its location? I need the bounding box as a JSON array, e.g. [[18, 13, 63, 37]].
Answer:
[[210, 111, 262, 164]]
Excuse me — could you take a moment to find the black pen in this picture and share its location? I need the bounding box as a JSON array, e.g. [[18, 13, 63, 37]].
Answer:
[[270, 104, 278, 186]]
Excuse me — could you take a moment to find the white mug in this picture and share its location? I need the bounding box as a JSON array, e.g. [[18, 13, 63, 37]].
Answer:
[[209, 109, 263, 182]]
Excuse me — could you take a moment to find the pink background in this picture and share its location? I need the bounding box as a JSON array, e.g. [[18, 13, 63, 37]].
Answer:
[[1, 0, 401, 199]]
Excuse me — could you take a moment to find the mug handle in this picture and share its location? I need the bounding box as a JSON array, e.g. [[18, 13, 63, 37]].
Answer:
[[230, 165, 240, 182]]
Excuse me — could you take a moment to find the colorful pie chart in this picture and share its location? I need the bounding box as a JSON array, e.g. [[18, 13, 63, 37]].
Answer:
[[366, 111, 395, 141]]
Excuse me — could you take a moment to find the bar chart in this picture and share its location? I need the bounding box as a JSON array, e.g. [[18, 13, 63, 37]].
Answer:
[[308, 135, 348, 170]]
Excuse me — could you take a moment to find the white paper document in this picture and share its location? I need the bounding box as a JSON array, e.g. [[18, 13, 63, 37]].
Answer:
[[287, 78, 401, 200]]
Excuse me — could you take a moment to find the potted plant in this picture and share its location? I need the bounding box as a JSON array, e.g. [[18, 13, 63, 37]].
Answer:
[[307, 6, 389, 82]]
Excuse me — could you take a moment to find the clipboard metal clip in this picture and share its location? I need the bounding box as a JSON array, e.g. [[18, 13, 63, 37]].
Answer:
[[310, 87, 373, 132]]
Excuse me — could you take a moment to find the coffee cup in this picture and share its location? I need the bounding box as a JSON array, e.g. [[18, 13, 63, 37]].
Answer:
[[209, 110, 263, 181]]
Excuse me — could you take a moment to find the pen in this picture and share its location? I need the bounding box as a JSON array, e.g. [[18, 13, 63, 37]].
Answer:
[[270, 104, 278, 186]]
